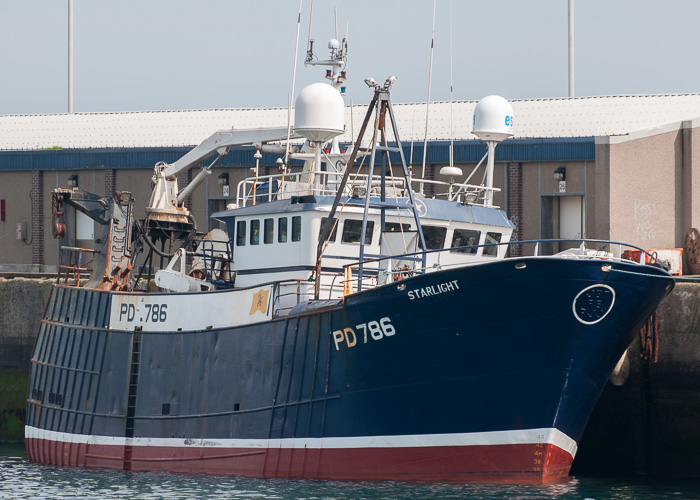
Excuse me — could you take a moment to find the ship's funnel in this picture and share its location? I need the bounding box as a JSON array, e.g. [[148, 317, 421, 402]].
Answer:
[[294, 82, 345, 143]]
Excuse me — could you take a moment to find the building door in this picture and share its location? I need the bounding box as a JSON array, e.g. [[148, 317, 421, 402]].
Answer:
[[541, 195, 584, 254], [560, 195, 583, 241]]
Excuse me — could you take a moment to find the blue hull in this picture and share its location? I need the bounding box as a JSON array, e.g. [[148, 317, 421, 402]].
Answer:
[[25, 257, 673, 481]]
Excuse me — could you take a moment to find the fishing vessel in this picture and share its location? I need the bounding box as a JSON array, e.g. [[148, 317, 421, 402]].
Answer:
[[25, 34, 674, 483]]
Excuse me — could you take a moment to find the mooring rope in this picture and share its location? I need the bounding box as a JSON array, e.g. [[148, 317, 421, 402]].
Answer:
[[669, 276, 700, 282], [639, 312, 659, 363], [608, 267, 674, 279], [607, 267, 673, 363], [609, 266, 700, 282]]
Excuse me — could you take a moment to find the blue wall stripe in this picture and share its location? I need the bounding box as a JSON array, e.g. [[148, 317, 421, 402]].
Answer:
[[0, 138, 595, 172]]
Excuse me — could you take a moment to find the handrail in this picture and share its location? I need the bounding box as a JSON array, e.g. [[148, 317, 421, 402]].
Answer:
[[335, 238, 666, 296], [235, 170, 501, 208], [344, 238, 659, 268], [57, 246, 94, 286]]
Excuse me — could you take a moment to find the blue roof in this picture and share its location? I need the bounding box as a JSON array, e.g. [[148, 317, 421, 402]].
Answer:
[[213, 195, 515, 229]]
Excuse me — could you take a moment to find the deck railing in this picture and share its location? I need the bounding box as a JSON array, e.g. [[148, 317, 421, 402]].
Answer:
[[331, 238, 665, 297], [57, 246, 94, 286], [235, 171, 499, 207]]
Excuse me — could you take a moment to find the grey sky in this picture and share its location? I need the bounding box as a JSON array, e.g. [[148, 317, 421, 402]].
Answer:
[[0, 0, 697, 115]]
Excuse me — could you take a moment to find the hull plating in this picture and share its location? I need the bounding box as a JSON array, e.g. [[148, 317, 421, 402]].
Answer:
[[25, 257, 673, 482]]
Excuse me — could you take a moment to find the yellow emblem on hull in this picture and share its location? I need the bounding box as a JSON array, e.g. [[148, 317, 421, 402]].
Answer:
[[249, 289, 269, 315]]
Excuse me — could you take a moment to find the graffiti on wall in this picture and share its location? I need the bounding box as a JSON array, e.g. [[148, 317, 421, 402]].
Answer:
[[634, 199, 658, 242]]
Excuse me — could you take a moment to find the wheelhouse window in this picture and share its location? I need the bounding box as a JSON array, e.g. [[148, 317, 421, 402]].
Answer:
[[292, 216, 302, 242], [236, 220, 246, 246], [319, 217, 338, 242], [483, 232, 502, 256], [250, 219, 260, 245], [384, 222, 410, 233], [450, 229, 480, 254], [342, 219, 374, 244], [278, 217, 288, 243], [264, 218, 274, 244], [423, 225, 447, 250]]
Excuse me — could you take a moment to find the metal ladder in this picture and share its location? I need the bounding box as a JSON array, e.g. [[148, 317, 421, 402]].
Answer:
[[123, 328, 142, 470]]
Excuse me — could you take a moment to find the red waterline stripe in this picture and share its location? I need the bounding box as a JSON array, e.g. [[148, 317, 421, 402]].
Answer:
[[25, 438, 574, 483]]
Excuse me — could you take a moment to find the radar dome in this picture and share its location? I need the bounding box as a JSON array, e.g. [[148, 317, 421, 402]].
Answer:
[[472, 95, 514, 143], [294, 82, 345, 143]]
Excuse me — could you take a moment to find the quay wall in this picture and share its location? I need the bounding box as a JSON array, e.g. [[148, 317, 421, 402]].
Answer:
[[573, 280, 700, 477], [0, 278, 52, 442], [1, 277, 700, 477]]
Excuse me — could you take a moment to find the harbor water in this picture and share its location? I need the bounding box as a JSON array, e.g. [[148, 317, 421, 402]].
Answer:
[[2, 444, 700, 500]]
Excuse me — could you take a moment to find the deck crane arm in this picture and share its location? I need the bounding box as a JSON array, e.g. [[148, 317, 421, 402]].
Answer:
[[148, 127, 301, 215]]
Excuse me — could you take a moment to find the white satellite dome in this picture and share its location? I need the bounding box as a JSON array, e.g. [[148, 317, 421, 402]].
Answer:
[[294, 82, 345, 143], [472, 95, 514, 143], [439, 166, 463, 177]]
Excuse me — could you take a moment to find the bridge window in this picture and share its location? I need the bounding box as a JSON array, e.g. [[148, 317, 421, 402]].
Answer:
[[342, 219, 374, 244], [450, 229, 480, 254], [250, 219, 260, 245], [423, 225, 447, 250], [236, 220, 246, 246], [264, 218, 274, 244], [278, 217, 288, 243], [385, 222, 411, 233], [483, 232, 502, 256], [292, 216, 302, 242], [320, 217, 338, 242]]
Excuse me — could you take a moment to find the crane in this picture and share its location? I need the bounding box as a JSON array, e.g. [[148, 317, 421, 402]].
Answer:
[[145, 127, 301, 240]]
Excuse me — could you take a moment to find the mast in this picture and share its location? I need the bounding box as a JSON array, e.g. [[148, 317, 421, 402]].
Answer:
[[305, 5, 348, 155], [316, 79, 427, 297]]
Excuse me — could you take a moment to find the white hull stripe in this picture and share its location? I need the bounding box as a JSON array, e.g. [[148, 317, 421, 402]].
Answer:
[[25, 426, 577, 457]]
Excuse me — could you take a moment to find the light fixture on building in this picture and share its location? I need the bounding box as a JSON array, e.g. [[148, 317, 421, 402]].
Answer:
[[554, 166, 566, 181], [68, 174, 78, 188], [217, 173, 229, 186]]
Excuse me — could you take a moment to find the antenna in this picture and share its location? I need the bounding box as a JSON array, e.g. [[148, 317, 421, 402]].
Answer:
[[285, 0, 304, 168], [420, 0, 437, 194], [306, 1, 314, 63], [440, 0, 462, 193], [449, 0, 454, 169], [350, 97, 355, 147], [304, 5, 349, 155], [409, 108, 416, 171]]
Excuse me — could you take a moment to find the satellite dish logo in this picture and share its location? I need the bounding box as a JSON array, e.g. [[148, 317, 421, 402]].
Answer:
[[572, 284, 615, 325]]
